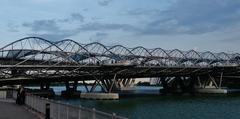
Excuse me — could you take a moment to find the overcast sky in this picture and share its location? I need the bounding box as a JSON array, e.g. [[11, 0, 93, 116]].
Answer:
[[1, 0, 240, 53]]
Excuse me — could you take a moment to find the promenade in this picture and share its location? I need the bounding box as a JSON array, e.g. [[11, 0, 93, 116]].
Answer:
[[0, 99, 39, 119]]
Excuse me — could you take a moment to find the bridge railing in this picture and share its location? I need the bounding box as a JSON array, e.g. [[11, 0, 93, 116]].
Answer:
[[12, 91, 127, 119]]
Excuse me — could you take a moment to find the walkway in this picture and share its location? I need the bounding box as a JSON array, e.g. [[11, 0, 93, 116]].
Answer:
[[0, 99, 39, 119]]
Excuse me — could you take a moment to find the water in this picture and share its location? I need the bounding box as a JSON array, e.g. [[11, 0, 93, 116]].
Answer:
[[29, 86, 240, 119]]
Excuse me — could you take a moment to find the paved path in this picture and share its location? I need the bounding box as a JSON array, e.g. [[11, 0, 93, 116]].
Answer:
[[0, 100, 39, 119]]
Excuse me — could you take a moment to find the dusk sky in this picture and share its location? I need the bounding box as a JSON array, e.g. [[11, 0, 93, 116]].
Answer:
[[1, 0, 240, 53]]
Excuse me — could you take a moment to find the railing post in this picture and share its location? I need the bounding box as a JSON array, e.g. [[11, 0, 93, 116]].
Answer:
[[22, 94, 126, 119], [66, 103, 69, 119], [57, 101, 61, 119], [35, 96, 38, 111], [112, 113, 116, 119], [50, 100, 54, 119], [41, 97, 45, 113], [33, 96, 35, 109], [31, 95, 34, 110], [26, 95, 29, 107], [45, 103, 50, 119], [33, 95, 37, 110], [78, 105, 82, 119], [92, 108, 96, 119]]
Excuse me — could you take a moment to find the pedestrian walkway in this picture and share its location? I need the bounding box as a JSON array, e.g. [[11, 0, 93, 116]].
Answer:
[[0, 100, 39, 119]]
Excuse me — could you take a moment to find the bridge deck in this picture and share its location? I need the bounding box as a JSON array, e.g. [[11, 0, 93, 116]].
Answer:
[[0, 37, 239, 87]]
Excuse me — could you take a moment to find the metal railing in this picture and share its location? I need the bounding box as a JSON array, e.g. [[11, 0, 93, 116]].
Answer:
[[13, 91, 127, 119]]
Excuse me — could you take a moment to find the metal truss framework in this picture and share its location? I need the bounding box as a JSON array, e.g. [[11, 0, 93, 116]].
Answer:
[[0, 37, 239, 89]]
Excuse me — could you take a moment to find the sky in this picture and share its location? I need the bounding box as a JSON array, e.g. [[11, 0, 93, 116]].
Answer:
[[1, 0, 240, 53]]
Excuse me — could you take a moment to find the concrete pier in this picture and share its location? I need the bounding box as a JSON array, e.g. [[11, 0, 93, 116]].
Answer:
[[195, 88, 228, 94], [120, 87, 136, 92], [80, 93, 119, 100], [61, 90, 81, 98], [195, 88, 240, 94]]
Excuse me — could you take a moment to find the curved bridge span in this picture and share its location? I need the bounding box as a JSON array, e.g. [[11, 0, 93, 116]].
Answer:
[[0, 37, 240, 94]]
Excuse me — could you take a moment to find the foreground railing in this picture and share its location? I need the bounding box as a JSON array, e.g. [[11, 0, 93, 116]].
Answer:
[[12, 91, 127, 119]]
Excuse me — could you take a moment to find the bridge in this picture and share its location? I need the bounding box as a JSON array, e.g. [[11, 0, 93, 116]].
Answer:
[[0, 37, 240, 97]]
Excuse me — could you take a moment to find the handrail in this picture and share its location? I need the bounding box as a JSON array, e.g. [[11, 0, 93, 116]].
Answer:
[[11, 91, 127, 119]]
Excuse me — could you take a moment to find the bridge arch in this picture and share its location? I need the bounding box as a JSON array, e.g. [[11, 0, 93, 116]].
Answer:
[[150, 48, 170, 59]]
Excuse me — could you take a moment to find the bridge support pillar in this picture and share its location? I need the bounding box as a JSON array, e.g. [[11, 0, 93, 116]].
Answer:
[[79, 75, 122, 100], [188, 76, 197, 94], [61, 81, 81, 98], [26, 82, 54, 97], [160, 76, 197, 94], [195, 73, 230, 94], [110, 78, 135, 92], [160, 77, 170, 94], [160, 76, 182, 94], [87, 74, 135, 93], [167, 76, 185, 94], [80, 79, 120, 100]]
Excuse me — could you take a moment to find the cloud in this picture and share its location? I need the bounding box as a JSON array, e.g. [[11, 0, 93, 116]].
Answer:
[[80, 22, 137, 32], [127, 9, 161, 16], [28, 29, 78, 41], [89, 32, 108, 42], [82, 8, 88, 12], [60, 13, 85, 23], [23, 0, 240, 40], [21, 17, 138, 41], [22, 19, 60, 32], [29, 33, 70, 41], [96, 32, 108, 37], [21, 13, 86, 41], [98, 0, 113, 6], [71, 13, 84, 22], [22, 20, 77, 41], [25, 0, 240, 41], [7, 23, 19, 32], [128, 0, 240, 35]]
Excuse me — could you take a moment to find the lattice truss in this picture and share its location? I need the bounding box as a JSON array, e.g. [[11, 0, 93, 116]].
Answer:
[[0, 37, 239, 78]]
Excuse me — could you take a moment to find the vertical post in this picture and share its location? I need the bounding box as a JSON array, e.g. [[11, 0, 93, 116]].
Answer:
[[66, 104, 69, 119], [31, 95, 34, 110], [197, 76, 202, 88], [65, 81, 70, 92], [219, 72, 223, 89], [73, 80, 78, 91], [40, 83, 44, 90], [50, 100, 54, 119], [46, 83, 50, 90], [90, 80, 97, 92], [33, 96, 35, 110], [45, 103, 50, 119], [112, 113, 116, 119], [25, 95, 28, 106], [57, 101, 61, 119], [208, 74, 218, 88], [36, 96, 39, 111], [38, 97, 41, 113], [109, 74, 117, 93], [78, 105, 82, 119], [83, 80, 89, 92], [92, 108, 96, 119], [34, 96, 36, 109], [161, 77, 168, 94], [41, 97, 45, 113]]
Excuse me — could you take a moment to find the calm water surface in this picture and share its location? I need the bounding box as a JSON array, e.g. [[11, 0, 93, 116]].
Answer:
[[30, 86, 240, 119]]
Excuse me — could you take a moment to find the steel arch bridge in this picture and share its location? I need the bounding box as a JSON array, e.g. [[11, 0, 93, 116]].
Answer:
[[0, 37, 240, 93]]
